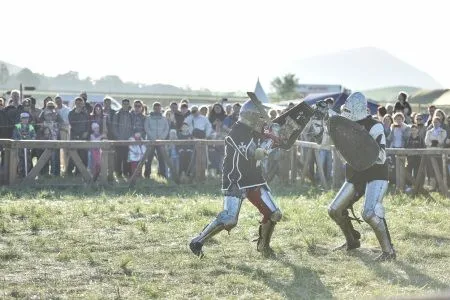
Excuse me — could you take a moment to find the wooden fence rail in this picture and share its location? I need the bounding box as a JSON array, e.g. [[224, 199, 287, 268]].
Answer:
[[0, 139, 449, 197]]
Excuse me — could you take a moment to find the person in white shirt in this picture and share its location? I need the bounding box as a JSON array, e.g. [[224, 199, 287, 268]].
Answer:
[[184, 105, 213, 139], [55, 95, 71, 173]]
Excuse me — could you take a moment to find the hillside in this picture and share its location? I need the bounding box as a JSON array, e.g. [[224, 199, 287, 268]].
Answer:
[[363, 86, 421, 103], [286, 47, 442, 90]]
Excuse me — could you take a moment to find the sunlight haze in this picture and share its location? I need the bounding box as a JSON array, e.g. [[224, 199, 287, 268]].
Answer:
[[2, 0, 448, 92]]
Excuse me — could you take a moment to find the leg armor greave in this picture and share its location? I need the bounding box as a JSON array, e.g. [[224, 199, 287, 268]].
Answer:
[[247, 185, 282, 223], [362, 180, 395, 258], [328, 182, 362, 250], [191, 195, 243, 246], [247, 186, 282, 257]]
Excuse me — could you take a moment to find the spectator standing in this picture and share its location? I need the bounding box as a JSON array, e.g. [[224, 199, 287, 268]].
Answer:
[[42, 96, 52, 110], [131, 100, 146, 139], [377, 106, 387, 121], [113, 99, 133, 178], [103, 97, 117, 181], [167, 102, 185, 130], [80, 91, 93, 114], [180, 102, 190, 120], [405, 124, 425, 189], [424, 116, 447, 190], [425, 105, 436, 127], [223, 103, 241, 133], [12, 113, 36, 177], [4, 90, 24, 138], [55, 95, 71, 173], [394, 91, 412, 123], [184, 105, 213, 139], [67, 97, 89, 176], [103, 97, 116, 139], [39, 101, 63, 176], [28, 97, 42, 126], [184, 105, 212, 178], [89, 122, 104, 181], [428, 109, 448, 132], [387, 112, 410, 149], [318, 98, 338, 182], [414, 113, 427, 141], [177, 122, 193, 181], [386, 104, 394, 116], [208, 103, 227, 175], [144, 102, 169, 178], [382, 114, 393, 147]]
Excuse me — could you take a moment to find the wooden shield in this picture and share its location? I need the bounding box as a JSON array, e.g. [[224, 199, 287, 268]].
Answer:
[[273, 101, 315, 149], [328, 115, 380, 171]]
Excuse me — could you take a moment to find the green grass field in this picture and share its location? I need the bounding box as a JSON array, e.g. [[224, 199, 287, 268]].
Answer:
[[0, 180, 449, 299]]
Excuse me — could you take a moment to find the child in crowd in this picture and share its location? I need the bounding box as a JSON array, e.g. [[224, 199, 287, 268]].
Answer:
[[128, 131, 146, 177], [89, 122, 104, 181], [167, 129, 179, 179], [177, 122, 193, 183]]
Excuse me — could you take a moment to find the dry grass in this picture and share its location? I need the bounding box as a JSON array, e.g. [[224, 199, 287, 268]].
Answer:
[[0, 181, 449, 299]]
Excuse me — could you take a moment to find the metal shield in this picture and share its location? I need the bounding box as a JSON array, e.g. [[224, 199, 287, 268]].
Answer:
[[273, 101, 315, 149], [328, 115, 380, 171]]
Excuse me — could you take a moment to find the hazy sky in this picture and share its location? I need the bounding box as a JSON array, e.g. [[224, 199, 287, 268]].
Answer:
[[2, 0, 449, 92]]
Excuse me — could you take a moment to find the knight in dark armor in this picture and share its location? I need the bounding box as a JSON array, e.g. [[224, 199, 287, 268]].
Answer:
[[328, 92, 396, 261], [189, 97, 282, 258]]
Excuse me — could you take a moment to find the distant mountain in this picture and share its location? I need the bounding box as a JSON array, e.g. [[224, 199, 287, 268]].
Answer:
[[286, 47, 442, 90], [0, 60, 186, 95]]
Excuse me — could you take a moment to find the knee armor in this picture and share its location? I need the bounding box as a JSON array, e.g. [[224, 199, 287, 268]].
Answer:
[[260, 186, 282, 222], [328, 182, 356, 224]]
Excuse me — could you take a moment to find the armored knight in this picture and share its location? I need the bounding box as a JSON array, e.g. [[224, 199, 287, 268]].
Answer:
[[189, 97, 283, 258], [328, 92, 396, 261]]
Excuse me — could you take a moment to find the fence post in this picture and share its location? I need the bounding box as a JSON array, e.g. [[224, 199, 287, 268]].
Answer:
[[395, 155, 406, 192], [99, 142, 110, 185], [8, 142, 18, 185], [2, 142, 11, 185], [195, 140, 206, 182], [442, 154, 448, 197]]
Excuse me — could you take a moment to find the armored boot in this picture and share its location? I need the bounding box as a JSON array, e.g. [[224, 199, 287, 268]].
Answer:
[[333, 212, 361, 251], [189, 196, 242, 258], [189, 222, 223, 258], [256, 220, 276, 258], [373, 219, 396, 261]]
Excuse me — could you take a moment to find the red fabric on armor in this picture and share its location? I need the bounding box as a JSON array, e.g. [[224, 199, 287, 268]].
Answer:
[[246, 188, 271, 223]]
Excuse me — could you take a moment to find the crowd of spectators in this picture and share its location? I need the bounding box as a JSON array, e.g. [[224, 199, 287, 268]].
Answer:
[[0, 90, 241, 182], [299, 91, 450, 191], [1, 90, 449, 191]]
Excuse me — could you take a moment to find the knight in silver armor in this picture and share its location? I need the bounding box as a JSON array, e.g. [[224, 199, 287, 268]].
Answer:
[[189, 97, 282, 258], [328, 92, 396, 261]]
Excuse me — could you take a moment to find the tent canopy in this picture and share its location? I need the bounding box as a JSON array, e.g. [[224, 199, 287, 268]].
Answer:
[[303, 92, 379, 115]]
